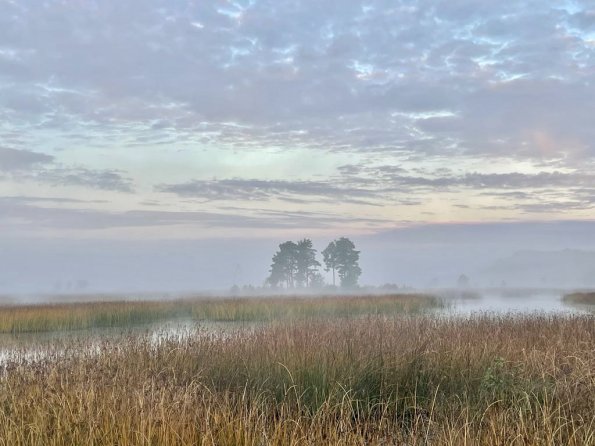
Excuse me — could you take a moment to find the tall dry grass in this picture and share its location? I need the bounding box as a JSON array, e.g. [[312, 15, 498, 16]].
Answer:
[[0, 293, 440, 333], [0, 314, 592, 445], [191, 293, 441, 321], [564, 292, 595, 306], [0, 300, 185, 333]]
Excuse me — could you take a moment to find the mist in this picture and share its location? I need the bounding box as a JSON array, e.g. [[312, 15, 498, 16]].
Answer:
[[2, 220, 594, 296]]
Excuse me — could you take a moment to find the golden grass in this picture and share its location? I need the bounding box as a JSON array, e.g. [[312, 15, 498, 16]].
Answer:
[[191, 293, 441, 321], [0, 314, 592, 445], [0, 300, 185, 333], [0, 294, 441, 333]]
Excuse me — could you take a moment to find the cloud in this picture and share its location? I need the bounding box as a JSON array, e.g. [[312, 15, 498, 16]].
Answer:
[[155, 168, 595, 215], [0, 200, 387, 235], [416, 80, 595, 160], [0, 196, 108, 205], [338, 164, 595, 191], [0, 0, 593, 163], [0, 147, 54, 171], [569, 10, 595, 32], [33, 168, 135, 193], [1, 1, 595, 293], [0, 0, 594, 244], [0, 154, 135, 192], [156, 178, 379, 205]]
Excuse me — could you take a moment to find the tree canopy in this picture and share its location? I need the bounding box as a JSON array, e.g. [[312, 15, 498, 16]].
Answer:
[[322, 237, 361, 288], [295, 239, 321, 287], [267, 237, 361, 289], [268, 241, 298, 288], [267, 238, 321, 288]]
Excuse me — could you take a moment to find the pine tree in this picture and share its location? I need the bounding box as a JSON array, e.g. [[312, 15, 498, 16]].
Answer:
[[322, 237, 361, 288]]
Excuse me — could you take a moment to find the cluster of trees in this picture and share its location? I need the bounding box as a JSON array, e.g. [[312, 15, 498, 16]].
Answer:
[[267, 237, 361, 289]]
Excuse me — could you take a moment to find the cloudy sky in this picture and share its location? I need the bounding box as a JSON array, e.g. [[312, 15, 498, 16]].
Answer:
[[1, 1, 595, 291]]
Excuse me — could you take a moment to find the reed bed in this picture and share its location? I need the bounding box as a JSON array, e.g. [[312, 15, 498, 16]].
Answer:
[[0, 300, 187, 334], [0, 314, 592, 445], [191, 294, 441, 321], [564, 292, 595, 306], [0, 294, 440, 333]]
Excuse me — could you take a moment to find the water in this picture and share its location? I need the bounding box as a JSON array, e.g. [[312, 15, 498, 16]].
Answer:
[[0, 317, 267, 366], [437, 289, 591, 316]]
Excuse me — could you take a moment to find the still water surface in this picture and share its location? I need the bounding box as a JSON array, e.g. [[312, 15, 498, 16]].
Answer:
[[439, 289, 588, 316]]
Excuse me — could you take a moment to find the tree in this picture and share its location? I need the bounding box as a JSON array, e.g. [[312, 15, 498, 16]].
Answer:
[[295, 239, 321, 287], [309, 272, 326, 288], [267, 239, 322, 288], [267, 241, 299, 288], [323, 237, 361, 288], [322, 241, 339, 286]]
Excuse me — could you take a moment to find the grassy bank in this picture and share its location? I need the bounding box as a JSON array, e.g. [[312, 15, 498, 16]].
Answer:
[[0, 300, 186, 334], [191, 293, 441, 321], [0, 314, 592, 445], [0, 294, 440, 333], [564, 291, 595, 306]]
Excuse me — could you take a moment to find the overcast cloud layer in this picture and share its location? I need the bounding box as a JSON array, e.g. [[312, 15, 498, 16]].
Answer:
[[1, 1, 594, 291]]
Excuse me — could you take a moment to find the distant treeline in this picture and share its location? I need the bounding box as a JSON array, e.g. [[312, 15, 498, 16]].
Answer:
[[266, 237, 361, 289]]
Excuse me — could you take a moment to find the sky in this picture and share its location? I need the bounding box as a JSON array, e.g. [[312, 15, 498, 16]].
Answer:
[[1, 1, 595, 292]]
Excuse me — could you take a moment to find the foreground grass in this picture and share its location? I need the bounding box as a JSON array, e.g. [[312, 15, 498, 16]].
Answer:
[[0, 294, 440, 333], [0, 314, 592, 445]]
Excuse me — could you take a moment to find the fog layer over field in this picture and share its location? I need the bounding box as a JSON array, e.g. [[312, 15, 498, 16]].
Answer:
[[1, 220, 594, 294]]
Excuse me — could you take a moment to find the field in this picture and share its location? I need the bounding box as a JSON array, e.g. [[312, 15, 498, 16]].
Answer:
[[0, 294, 440, 333], [0, 296, 593, 445]]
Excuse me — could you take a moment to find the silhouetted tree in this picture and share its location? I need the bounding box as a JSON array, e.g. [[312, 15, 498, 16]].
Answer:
[[267, 241, 299, 288], [323, 237, 361, 288], [295, 239, 321, 287], [322, 240, 339, 286], [268, 238, 359, 289], [267, 239, 323, 288]]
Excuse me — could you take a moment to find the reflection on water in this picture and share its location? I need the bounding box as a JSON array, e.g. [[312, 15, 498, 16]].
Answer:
[[0, 318, 257, 365]]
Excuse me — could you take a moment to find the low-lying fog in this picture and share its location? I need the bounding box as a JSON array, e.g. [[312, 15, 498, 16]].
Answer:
[[437, 289, 590, 315], [1, 221, 594, 299]]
